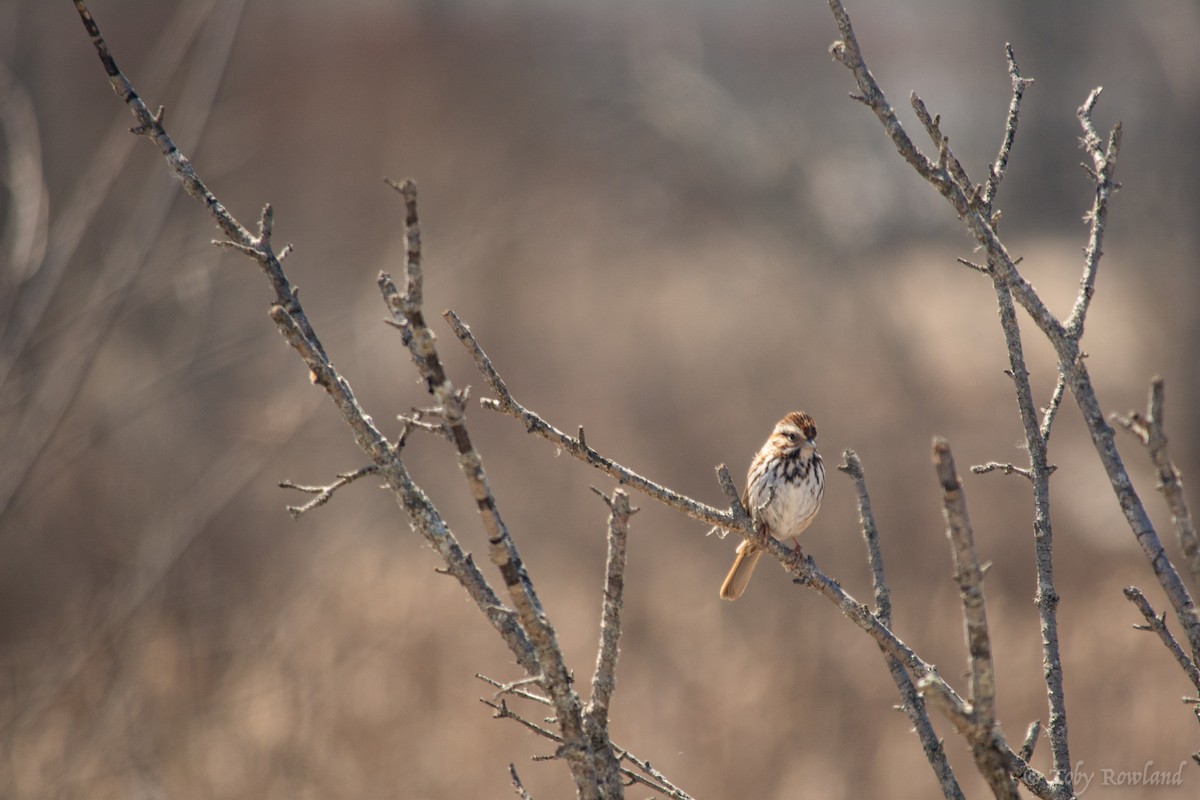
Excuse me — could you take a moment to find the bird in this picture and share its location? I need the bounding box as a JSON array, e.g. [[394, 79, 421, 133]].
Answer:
[[719, 411, 824, 600]]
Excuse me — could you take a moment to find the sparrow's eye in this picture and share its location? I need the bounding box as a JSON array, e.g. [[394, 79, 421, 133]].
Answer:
[[785, 432, 799, 442]]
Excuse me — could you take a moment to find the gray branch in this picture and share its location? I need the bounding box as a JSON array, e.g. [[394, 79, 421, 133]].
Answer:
[[824, 0, 1200, 793], [478, 674, 696, 800], [1123, 587, 1200, 690], [584, 488, 635, 797], [932, 439, 1016, 800], [378, 182, 611, 798], [840, 452, 964, 800], [1113, 378, 1200, 594]]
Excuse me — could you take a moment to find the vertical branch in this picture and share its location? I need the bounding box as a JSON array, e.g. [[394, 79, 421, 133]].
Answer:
[[379, 182, 605, 798], [840, 452, 964, 800], [981, 44, 1034, 210], [933, 440, 996, 725], [1065, 90, 1122, 340], [986, 279, 1072, 793], [932, 439, 1017, 800], [584, 488, 635, 798]]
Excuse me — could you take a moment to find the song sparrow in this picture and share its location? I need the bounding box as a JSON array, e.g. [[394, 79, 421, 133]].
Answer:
[[719, 411, 824, 600]]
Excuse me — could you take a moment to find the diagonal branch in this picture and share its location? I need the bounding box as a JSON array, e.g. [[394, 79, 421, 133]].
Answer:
[[1123, 587, 1200, 691], [445, 308, 733, 530], [279, 464, 380, 519], [1113, 378, 1200, 592], [378, 182, 604, 798], [69, 0, 542, 701]]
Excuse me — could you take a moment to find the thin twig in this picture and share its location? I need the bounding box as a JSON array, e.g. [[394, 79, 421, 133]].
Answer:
[[1113, 378, 1200, 593], [446, 309, 735, 531], [587, 488, 634, 732], [1065, 90, 1122, 340], [841, 451, 964, 800], [981, 44, 1034, 209], [279, 464, 380, 519], [1123, 587, 1200, 690], [1020, 720, 1042, 762], [1040, 374, 1067, 443], [971, 462, 1034, 481], [478, 676, 696, 800], [509, 764, 534, 800]]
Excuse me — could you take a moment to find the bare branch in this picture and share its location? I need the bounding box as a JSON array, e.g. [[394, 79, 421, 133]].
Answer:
[[509, 764, 534, 800], [1039, 374, 1067, 443], [981, 44, 1034, 209], [379, 187, 605, 798], [841, 451, 964, 800], [1065, 89, 1122, 340], [1113, 378, 1200, 591], [823, 2, 1200, 789], [71, 0, 543, 692], [279, 464, 380, 519], [479, 675, 696, 800], [447, 309, 734, 530], [1123, 587, 1200, 690], [583, 488, 635, 796], [587, 488, 635, 730], [825, 2, 945, 188], [971, 462, 1034, 481], [932, 440, 1019, 800], [1020, 720, 1042, 762], [933, 439, 998, 724]]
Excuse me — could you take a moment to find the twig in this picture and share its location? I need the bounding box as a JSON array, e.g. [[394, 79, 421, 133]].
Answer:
[[840, 451, 964, 800], [1123, 587, 1200, 690], [1020, 720, 1042, 762], [478, 675, 696, 800], [981, 44, 1034, 210], [931, 438, 1016, 800], [971, 462, 1033, 481], [279, 464, 380, 519], [446, 309, 735, 531], [378, 183, 603, 798], [1113, 378, 1200, 592], [582, 488, 634, 796], [586, 488, 635, 732], [1039, 374, 1067, 443], [509, 764, 534, 800], [1065, 90, 1122, 340], [910, 92, 976, 207]]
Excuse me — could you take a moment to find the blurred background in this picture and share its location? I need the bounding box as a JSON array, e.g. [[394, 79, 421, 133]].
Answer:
[[3, 0, 1200, 796]]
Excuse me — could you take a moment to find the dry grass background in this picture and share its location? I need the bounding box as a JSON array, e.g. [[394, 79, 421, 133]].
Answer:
[[4, 0, 1200, 797]]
